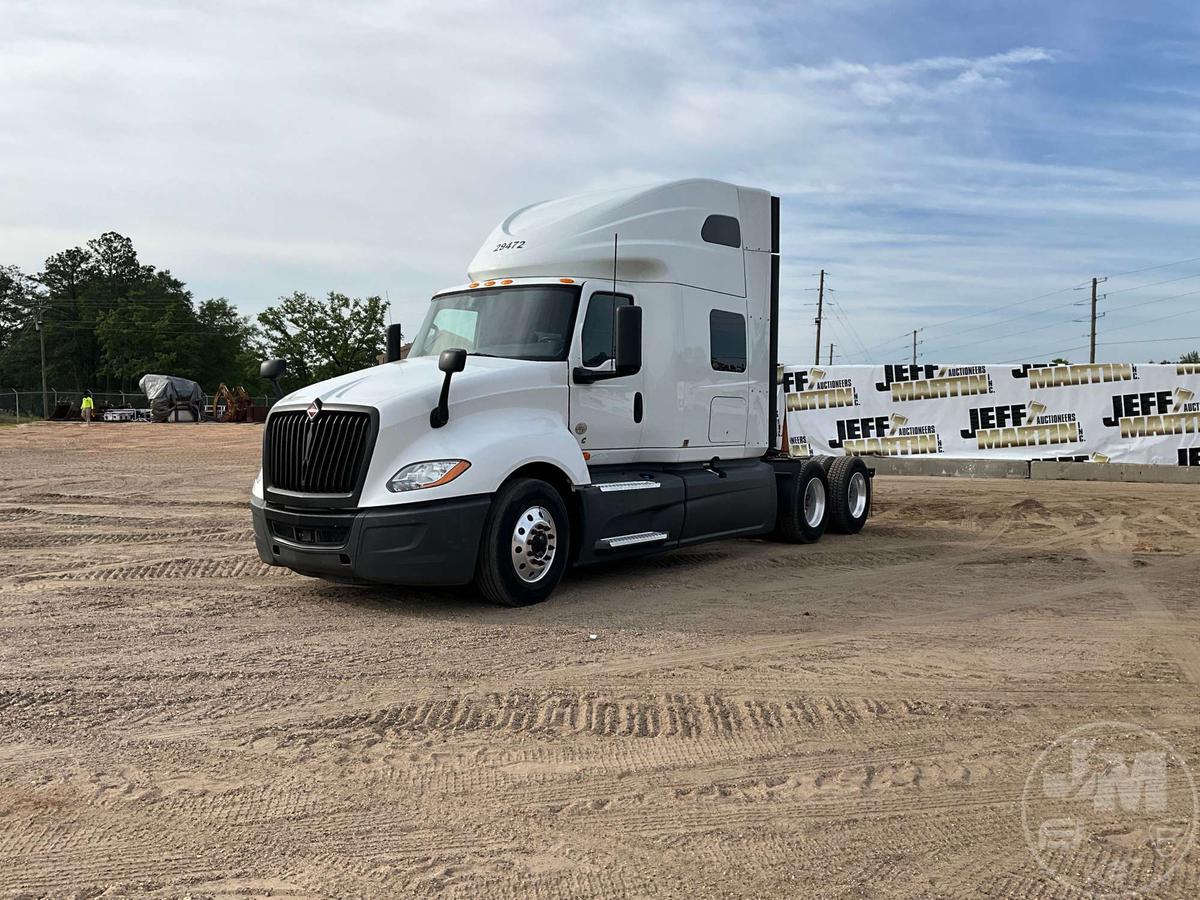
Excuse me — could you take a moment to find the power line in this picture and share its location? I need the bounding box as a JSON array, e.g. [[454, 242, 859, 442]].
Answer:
[[1096, 303, 1200, 336], [826, 299, 871, 359], [926, 282, 1200, 359], [1105, 286, 1200, 316], [915, 282, 1085, 337], [1105, 255, 1200, 278], [848, 328, 917, 359], [998, 335, 1200, 364], [1103, 271, 1200, 296], [882, 260, 1200, 357]]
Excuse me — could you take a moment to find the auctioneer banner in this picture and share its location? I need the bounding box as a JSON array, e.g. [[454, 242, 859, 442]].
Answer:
[[778, 362, 1200, 467]]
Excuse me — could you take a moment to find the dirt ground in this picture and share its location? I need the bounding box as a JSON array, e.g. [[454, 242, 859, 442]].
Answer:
[[1, 423, 1198, 899]]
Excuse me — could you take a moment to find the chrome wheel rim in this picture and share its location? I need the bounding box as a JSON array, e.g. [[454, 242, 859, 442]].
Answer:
[[848, 471, 868, 519], [803, 478, 826, 528], [511, 505, 557, 583]]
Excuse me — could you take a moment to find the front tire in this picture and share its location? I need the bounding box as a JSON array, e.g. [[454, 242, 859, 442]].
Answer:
[[775, 459, 829, 544], [827, 456, 871, 534], [476, 478, 570, 606]]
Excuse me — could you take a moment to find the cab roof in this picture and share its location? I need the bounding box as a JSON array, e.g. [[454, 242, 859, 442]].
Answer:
[[466, 179, 772, 298]]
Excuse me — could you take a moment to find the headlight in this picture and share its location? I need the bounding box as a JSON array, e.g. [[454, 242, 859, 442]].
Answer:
[[387, 459, 471, 493], [252, 468, 264, 498]]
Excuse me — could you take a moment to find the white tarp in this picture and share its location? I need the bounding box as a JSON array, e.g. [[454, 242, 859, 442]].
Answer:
[[138, 374, 203, 404], [779, 362, 1200, 467]]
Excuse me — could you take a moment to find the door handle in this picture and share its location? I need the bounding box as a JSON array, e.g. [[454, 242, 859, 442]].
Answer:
[[633, 392, 643, 424]]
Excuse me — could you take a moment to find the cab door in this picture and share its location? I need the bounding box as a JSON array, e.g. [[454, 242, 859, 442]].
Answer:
[[568, 287, 644, 452]]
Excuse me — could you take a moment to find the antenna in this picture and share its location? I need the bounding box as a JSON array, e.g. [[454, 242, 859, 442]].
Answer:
[[612, 232, 618, 296], [610, 232, 619, 364]]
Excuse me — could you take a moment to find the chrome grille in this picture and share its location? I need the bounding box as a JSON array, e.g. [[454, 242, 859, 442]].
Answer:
[[265, 409, 373, 495]]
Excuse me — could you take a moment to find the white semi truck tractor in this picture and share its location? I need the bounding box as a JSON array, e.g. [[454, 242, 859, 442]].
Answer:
[[250, 179, 873, 605]]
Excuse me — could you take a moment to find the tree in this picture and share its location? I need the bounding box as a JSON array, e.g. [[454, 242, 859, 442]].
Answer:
[[0, 265, 44, 390], [1050, 357, 1070, 365], [1181, 350, 1200, 364], [94, 268, 196, 386], [258, 291, 387, 390], [0, 233, 264, 394], [0, 265, 33, 353], [192, 299, 264, 388]]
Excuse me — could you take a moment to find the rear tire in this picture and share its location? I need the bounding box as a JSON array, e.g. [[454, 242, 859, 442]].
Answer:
[[775, 459, 828, 544], [476, 478, 570, 606], [827, 456, 871, 534]]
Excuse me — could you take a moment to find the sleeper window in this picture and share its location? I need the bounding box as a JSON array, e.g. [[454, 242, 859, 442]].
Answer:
[[709, 309, 746, 373]]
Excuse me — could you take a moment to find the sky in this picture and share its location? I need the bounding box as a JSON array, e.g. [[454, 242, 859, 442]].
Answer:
[[2, 0, 1199, 364]]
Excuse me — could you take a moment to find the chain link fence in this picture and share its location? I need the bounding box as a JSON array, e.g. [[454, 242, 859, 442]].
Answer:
[[0, 390, 274, 422]]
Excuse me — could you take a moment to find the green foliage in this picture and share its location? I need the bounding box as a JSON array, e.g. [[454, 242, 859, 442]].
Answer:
[[1181, 350, 1200, 364], [258, 291, 387, 391], [0, 265, 36, 353], [1049, 357, 1070, 365], [0, 233, 268, 394]]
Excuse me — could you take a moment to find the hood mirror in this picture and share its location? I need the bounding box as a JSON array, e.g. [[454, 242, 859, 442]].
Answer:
[[385, 323, 405, 363], [430, 348, 467, 428], [261, 358, 287, 399]]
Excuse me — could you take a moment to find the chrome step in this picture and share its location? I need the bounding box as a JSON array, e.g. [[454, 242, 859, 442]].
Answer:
[[599, 531, 669, 549], [595, 480, 661, 493]]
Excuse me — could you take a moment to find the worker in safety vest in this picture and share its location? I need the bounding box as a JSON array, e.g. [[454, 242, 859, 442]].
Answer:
[[81, 392, 94, 426]]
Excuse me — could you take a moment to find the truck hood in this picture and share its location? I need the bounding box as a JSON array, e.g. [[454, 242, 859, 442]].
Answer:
[[274, 355, 566, 425]]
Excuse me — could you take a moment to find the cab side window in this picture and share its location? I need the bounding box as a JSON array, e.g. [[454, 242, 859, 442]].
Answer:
[[709, 309, 746, 372], [581, 292, 633, 367]]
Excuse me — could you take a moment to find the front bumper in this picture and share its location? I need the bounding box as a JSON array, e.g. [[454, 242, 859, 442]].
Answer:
[[251, 493, 491, 586]]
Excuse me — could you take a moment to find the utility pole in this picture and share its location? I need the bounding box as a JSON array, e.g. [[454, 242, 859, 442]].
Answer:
[[912, 329, 918, 365], [827, 343, 834, 365], [813, 269, 825, 365], [1089, 277, 1098, 364], [36, 303, 48, 420]]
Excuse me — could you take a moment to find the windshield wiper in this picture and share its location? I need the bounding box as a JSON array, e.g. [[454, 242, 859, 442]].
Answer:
[[467, 352, 502, 358]]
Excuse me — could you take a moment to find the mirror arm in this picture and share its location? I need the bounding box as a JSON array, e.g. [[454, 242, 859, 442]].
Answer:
[[430, 372, 454, 428], [572, 365, 639, 385]]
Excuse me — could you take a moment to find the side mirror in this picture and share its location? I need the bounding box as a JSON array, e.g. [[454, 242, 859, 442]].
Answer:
[[260, 358, 287, 399], [260, 358, 287, 380], [385, 323, 405, 362], [573, 305, 642, 384], [614, 304, 642, 376], [439, 347, 467, 374], [430, 348, 468, 428]]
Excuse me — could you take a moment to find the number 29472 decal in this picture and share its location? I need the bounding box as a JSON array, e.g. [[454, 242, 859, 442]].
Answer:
[[492, 240, 525, 252]]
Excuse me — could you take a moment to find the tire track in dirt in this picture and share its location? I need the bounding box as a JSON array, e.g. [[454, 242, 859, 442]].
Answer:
[[532, 549, 1197, 681], [13, 554, 288, 583], [1086, 547, 1200, 685], [240, 690, 1012, 750]]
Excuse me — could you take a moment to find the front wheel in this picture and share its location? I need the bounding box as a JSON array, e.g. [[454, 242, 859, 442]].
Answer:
[[475, 478, 570, 606]]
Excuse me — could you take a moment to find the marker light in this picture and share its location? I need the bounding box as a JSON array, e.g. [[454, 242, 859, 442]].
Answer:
[[469, 282, 480, 288], [484, 280, 496, 286], [559, 278, 575, 284], [386, 459, 471, 493], [501, 279, 513, 285]]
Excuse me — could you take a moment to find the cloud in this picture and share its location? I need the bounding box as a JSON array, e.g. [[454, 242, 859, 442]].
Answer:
[[1, 1, 1198, 364]]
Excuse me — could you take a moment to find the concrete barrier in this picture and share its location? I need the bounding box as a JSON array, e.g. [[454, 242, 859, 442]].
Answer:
[[1030, 461, 1200, 485], [864, 457, 1031, 479]]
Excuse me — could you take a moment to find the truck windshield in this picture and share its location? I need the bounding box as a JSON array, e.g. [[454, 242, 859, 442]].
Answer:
[[408, 284, 581, 361]]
